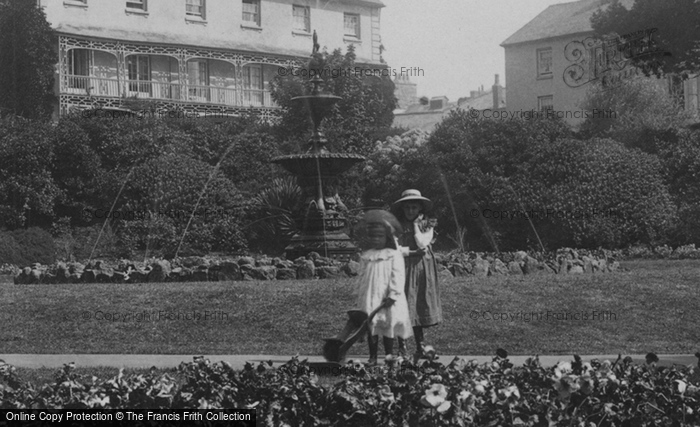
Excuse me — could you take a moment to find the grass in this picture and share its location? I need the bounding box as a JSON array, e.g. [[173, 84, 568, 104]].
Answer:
[[0, 259, 698, 356]]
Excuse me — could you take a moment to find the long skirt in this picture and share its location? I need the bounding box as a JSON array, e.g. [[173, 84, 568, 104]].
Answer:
[[405, 248, 442, 327]]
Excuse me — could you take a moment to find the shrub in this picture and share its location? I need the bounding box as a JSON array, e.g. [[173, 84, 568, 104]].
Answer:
[[0, 227, 56, 265], [1, 355, 698, 426], [654, 129, 700, 245], [50, 120, 105, 225], [0, 116, 61, 229], [388, 110, 677, 251], [218, 130, 284, 197], [118, 215, 180, 259], [360, 128, 431, 209], [579, 76, 694, 151], [405, 111, 572, 251], [112, 153, 249, 258], [0, 230, 23, 265], [523, 137, 676, 249]]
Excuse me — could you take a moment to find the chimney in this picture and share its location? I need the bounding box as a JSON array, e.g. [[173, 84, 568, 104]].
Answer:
[[429, 96, 448, 110], [492, 74, 503, 110]]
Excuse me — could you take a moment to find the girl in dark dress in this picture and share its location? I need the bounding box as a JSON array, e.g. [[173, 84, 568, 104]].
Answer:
[[392, 189, 442, 361]]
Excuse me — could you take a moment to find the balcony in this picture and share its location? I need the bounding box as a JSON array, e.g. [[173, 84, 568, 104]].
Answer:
[[62, 74, 278, 108]]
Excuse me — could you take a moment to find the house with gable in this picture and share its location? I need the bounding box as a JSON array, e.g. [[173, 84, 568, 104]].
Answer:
[[500, 0, 699, 126]]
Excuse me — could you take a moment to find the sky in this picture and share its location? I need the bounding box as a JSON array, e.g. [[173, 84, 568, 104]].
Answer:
[[380, 0, 575, 101]]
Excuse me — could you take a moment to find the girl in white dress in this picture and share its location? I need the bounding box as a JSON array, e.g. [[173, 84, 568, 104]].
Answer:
[[355, 210, 413, 365]]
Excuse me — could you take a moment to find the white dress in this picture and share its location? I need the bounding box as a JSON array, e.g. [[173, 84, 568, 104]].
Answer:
[[355, 248, 413, 339]]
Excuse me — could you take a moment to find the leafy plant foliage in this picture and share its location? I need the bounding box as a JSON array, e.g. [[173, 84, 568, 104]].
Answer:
[[2, 355, 698, 426], [0, 0, 57, 120]]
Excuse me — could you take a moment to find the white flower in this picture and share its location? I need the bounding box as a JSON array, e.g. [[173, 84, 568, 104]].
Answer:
[[553, 361, 572, 378], [421, 384, 448, 407], [457, 390, 472, 403], [499, 385, 520, 399], [472, 380, 488, 396], [423, 345, 437, 360], [378, 385, 395, 402], [436, 400, 451, 413]]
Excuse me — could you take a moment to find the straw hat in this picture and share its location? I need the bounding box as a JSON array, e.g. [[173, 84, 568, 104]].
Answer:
[[392, 189, 433, 212]]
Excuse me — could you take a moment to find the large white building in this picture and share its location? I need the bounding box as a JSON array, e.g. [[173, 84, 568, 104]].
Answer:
[[38, 0, 384, 118]]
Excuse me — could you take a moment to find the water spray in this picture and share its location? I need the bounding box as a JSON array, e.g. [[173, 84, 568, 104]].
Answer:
[[87, 167, 135, 265]]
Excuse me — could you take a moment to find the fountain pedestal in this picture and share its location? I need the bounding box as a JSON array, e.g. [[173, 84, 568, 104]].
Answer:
[[271, 76, 364, 261]]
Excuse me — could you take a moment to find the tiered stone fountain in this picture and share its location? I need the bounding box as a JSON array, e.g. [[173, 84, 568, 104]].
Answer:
[[271, 74, 364, 261]]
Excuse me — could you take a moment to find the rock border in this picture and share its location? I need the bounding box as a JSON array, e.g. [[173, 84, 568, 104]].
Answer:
[[10, 248, 620, 284]]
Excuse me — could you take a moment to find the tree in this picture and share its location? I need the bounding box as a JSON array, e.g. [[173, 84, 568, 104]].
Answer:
[[591, 0, 700, 77], [0, 116, 61, 229], [117, 153, 249, 257], [270, 44, 396, 157], [579, 76, 693, 151], [387, 110, 677, 251], [0, 0, 57, 120]]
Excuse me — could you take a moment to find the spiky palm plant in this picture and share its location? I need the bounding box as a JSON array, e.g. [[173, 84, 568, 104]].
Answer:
[[249, 177, 303, 254]]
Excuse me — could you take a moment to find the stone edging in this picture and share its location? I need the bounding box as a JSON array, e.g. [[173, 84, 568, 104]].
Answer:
[[10, 248, 620, 285]]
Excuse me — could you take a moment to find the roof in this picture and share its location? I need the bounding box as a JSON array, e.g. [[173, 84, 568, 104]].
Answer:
[[398, 100, 456, 114], [501, 0, 635, 47], [54, 24, 381, 64], [457, 90, 499, 110], [339, 0, 385, 7]]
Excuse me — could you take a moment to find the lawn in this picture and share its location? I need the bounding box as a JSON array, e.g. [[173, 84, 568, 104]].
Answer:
[[0, 259, 698, 356]]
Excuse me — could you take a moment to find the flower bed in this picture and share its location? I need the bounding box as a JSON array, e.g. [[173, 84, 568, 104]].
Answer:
[[10, 247, 624, 284], [2, 353, 698, 425]]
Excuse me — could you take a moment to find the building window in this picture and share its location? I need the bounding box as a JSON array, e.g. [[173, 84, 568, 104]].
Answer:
[[344, 13, 360, 38], [293, 5, 310, 33], [187, 59, 210, 101], [126, 0, 146, 11], [242, 0, 260, 26], [537, 48, 553, 78], [243, 64, 263, 105], [127, 55, 151, 93], [537, 95, 553, 112], [186, 0, 205, 18], [67, 49, 91, 89]]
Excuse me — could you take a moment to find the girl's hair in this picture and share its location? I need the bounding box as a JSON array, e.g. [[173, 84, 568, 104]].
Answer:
[[355, 210, 401, 250], [365, 222, 397, 250]]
